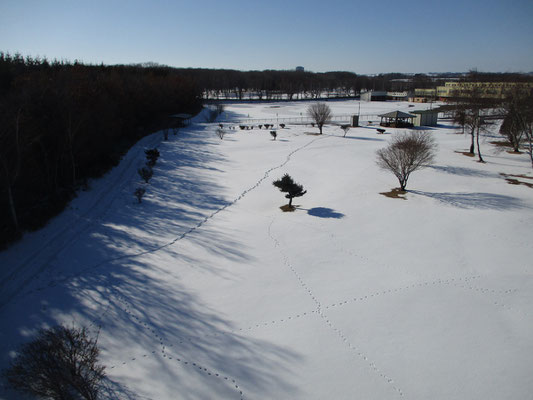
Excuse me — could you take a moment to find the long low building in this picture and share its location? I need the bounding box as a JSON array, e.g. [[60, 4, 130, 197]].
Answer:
[[411, 110, 439, 127], [413, 81, 533, 101], [360, 91, 411, 101]]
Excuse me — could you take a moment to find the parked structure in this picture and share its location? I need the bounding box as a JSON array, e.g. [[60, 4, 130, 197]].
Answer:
[[379, 111, 416, 128], [387, 91, 411, 101], [413, 88, 437, 99], [361, 90, 413, 101], [361, 90, 388, 101], [409, 97, 430, 103], [411, 110, 438, 127]]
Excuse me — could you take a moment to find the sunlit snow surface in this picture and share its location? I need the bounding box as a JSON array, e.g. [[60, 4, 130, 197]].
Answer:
[[1, 100, 532, 399]]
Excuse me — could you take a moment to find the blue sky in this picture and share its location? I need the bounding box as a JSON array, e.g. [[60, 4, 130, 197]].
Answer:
[[1, 0, 532, 74]]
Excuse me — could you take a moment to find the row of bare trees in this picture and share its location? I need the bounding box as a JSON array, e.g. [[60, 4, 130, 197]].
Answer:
[[451, 87, 533, 166], [450, 88, 495, 162], [0, 53, 202, 247], [499, 89, 533, 166], [181, 69, 373, 100], [177, 69, 445, 100]]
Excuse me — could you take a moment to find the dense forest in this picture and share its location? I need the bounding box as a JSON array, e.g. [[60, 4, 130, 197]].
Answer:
[[1, 52, 532, 248], [0, 53, 202, 247]]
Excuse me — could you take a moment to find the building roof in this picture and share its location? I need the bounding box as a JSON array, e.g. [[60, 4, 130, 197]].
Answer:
[[363, 90, 387, 96], [378, 111, 416, 119], [410, 110, 439, 115]]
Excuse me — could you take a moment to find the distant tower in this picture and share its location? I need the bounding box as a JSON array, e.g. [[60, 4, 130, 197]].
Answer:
[[295, 66, 304, 72]]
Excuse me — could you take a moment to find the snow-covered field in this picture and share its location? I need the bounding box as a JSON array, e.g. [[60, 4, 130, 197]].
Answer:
[[1, 99, 532, 399]]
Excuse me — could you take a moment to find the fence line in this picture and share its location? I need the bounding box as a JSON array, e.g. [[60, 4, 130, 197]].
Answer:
[[218, 111, 501, 127], [225, 114, 382, 125]]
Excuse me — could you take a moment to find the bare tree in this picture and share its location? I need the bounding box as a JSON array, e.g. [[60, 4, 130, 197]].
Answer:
[[451, 101, 467, 136], [451, 88, 491, 162], [307, 103, 332, 134], [501, 88, 533, 164], [520, 92, 533, 168], [2, 325, 106, 400], [499, 106, 523, 152], [376, 131, 437, 191]]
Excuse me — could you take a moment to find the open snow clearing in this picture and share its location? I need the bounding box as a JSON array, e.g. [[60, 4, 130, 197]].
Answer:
[[1, 100, 532, 399]]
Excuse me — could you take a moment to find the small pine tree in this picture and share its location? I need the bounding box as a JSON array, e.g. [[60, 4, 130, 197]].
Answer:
[[145, 148, 160, 167], [273, 174, 307, 209], [134, 187, 146, 203], [138, 166, 153, 183], [270, 130, 277, 140], [340, 124, 350, 137]]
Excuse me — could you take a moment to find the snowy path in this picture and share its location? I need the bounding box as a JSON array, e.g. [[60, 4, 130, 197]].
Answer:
[[1, 100, 533, 399], [0, 133, 163, 309]]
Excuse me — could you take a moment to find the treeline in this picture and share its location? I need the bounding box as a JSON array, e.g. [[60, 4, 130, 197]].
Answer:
[[156, 68, 533, 100], [0, 53, 202, 247], [138, 66, 449, 100], [461, 70, 533, 83]]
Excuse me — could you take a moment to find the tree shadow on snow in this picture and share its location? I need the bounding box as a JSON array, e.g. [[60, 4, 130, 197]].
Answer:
[[1, 259, 301, 399], [428, 165, 499, 178], [410, 190, 528, 210], [306, 207, 345, 219], [0, 124, 302, 399], [342, 136, 385, 142]]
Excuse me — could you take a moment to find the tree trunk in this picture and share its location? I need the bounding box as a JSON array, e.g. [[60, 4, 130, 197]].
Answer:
[[288, 197, 293, 207], [476, 124, 484, 162], [399, 178, 407, 191], [319, 124, 323, 134], [1, 109, 22, 232], [67, 112, 77, 187], [527, 129, 533, 168], [6, 181, 19, 232], [469, 127, 475, 154]]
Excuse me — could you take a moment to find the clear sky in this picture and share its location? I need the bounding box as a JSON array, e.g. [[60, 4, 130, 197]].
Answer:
[[1, 0, 532, 74]]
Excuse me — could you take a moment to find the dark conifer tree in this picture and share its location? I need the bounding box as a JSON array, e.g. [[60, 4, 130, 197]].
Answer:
[[272, 174, 306, 208]]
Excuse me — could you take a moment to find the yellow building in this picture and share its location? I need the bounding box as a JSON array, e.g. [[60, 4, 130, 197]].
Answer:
[[413, 88, 437, 98], [412, 82, 533, 101], [436, 82, 533, 100]]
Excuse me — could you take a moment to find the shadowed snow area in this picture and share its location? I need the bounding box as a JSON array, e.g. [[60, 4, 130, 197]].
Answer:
[[1, 100, 532, 399], [306, 207, 345, 219]]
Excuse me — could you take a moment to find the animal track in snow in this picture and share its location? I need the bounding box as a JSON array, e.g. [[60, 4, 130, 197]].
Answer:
[[11, 135, 329, 310], [268, 216, 404, 397], [109, 287, 245, 399]]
